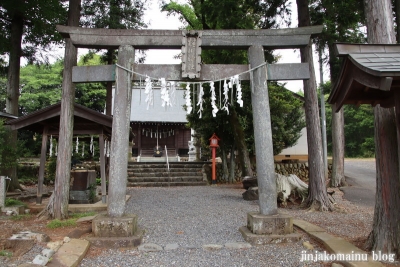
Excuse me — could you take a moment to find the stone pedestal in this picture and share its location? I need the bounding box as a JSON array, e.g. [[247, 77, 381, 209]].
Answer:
[[87, 213, 143, 248], [239, 212, 301, 245]]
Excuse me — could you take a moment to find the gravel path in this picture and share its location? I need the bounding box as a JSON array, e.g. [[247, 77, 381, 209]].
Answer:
[[80, 185, 329, 267]]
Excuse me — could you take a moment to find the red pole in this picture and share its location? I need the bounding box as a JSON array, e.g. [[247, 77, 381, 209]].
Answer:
[[212, 147, 216, 184]]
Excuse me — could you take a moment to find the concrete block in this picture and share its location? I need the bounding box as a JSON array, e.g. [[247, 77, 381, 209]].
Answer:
[[247, 212, 293, 235]]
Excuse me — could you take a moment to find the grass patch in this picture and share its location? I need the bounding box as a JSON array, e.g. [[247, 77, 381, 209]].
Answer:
[[5, 198, 27, 208], [47, 219, 77, 229], [10, 214, 32, 221], [0, 250, 12, 257], [70, 211, 96, 219], [46, 212, 97, 229]]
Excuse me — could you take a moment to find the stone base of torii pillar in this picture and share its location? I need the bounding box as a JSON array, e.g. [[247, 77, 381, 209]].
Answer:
[[239, 212, 301, 245], [87, 213, 144, 248]]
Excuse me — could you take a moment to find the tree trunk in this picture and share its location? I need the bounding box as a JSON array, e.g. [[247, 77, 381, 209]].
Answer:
[[297, 0, 333, 211], [229, 146, 235, 183], [230, 108, 253, 177], [331, 107, 345, 187], [327, 40, 346, 187], [364, 0, 400, 258], [4, 10, 24, 191], [221, 144, 229, 183], [39, 0, 80, 220], [106, 49, 114, 116]]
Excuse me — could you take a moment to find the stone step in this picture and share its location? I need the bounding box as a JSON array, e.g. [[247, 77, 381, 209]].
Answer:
[[128, 172, 202, 177], [128, 163, 206, 169], [127, 176, 204, 183], [127, 181, 208, 187]]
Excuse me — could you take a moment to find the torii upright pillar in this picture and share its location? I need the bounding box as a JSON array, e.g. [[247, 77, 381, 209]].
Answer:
[[239, 45, 300, 244], [107, 45, 134, 217], [91, 45, 142, 247]]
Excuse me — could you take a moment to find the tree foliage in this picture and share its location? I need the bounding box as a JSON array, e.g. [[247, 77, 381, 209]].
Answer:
[[0, 0, 67, 63], [163, 0, 304, 158]]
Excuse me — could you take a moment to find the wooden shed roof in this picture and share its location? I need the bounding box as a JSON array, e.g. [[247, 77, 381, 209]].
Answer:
[[6, 102, 112, 136], [0, 111, 18, 121], [328, 43, 400, 112]]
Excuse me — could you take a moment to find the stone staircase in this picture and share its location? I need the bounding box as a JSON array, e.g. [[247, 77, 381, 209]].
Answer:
[[127, 162, 208, 187]]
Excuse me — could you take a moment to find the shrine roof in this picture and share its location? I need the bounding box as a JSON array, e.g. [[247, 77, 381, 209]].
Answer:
[[129, 88, 187, 123], [6, 102, 112, 135], [328, 43, 400, 112]]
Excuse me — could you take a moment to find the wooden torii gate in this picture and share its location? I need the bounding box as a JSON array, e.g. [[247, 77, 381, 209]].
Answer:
[[57, 25, 321, 220]]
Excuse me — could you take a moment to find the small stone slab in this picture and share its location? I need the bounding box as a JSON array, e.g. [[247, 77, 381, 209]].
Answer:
[[32, 254, 49, 266], [46, 239, 90, 267], [239, 226, 302, 245], [164, 243, 179, 250], [224, 242, 252, 249], [76, 215, 97, 223], [42, 248, 55, 258], [293, 219, 326, 233], [138, 243, 163, 252], [203, 244, 223, 251]]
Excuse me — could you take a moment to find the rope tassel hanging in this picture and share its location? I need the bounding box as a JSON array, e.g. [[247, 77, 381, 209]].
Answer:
[[185, 83, 192, 114], [197, 83, 204, 118], [144, 75, 154, 110], [210, 81, 219, 117]]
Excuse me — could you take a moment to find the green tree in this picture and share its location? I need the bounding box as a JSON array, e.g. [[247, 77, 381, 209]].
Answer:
[[0, 0, 67, 191], [81, 0, 146, 115], [163, 0, 304, 180], [310, 0, 365, 187]]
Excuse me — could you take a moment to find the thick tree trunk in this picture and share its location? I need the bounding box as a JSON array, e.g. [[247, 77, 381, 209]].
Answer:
[[221, 145, 229, 183], [297, 0, 333, 211], [364, 0, 400, 258], [39, 0, 80, 220], [327, 42, 346, 187], [230, 108, 253, 177], [4, 11, 24, 191], [331, 107, 345, 187]]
